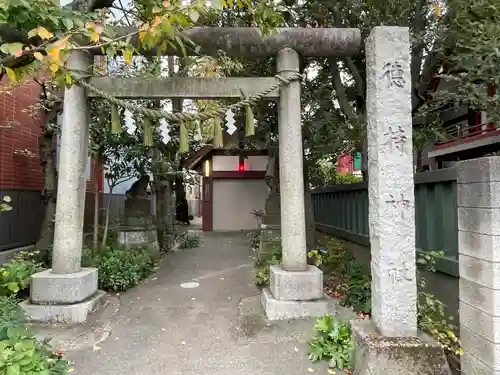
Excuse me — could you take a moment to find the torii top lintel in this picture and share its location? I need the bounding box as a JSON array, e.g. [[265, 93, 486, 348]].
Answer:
[[105, 27, 362, 58]]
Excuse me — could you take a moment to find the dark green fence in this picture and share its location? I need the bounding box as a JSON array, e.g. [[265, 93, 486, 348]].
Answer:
[[312, 168, 458, 276]]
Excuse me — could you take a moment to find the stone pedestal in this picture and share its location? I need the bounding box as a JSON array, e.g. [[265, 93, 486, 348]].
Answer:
[[257, 224, 281, 263], [30, 268, 98, 304], [262, 190, 281, 226], [261, 288, 336, 320], [352, 26, 450, 374], [270, 265, 323, 300], [351, 319, 451, 375], [263, 265, 333, 320], [456, 157, 500, 375], [124, 197, 153, 227], [21, 268, 105, 323], [258, 184, 281, 262], [20, 291, 106, 324], [118, 225, 159, 250], [119, 177, 158, 251], [21, 51, 107, 323]]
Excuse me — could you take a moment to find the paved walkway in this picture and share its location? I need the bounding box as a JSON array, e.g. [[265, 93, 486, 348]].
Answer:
[[42, 232, 345, 375]]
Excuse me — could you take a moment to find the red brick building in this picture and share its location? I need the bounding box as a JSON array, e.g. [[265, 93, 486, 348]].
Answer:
[[0, 76, 103, 250]]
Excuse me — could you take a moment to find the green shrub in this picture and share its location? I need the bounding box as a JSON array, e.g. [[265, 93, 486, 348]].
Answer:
[[254, 241, 342, 286], [329, 246, 463, 358], [0, 296, 71, 375], [417, 251, 463, 357], [334, 173, 363, 185], [82, 246, 155, 292], [0, 326, 71, 375], [177, 233, 200, 249], [0, 259, 43, 297], [247, 231, 260, 249], [308, 315, 353, 370], [335, 259, 372, 315], [254, 251, 282, 286], [0, 296, 25, 333], [337, 279, 371, 315], [99, 226, 119, 248]]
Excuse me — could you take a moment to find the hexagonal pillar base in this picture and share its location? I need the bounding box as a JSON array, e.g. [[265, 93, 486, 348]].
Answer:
[[20, 267, 106, 324]]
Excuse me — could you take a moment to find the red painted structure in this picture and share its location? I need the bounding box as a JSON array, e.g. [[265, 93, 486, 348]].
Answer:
[[337, 154, 354, 175], [432, 83, 498, 153]]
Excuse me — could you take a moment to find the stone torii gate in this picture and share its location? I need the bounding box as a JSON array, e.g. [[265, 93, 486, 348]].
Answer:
[[21, 26, 450, 373]]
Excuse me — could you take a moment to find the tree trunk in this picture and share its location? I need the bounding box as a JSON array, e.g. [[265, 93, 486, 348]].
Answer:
[[415, 149, 423, 172], [172, 93, 188, 227], [164, 178, 175, 249], [174, 172, 190, 225], [92, 160, 100, 250], [153, 152, 167, 251], [153, 172, 176, 252], [304, 189, 316, 250], [36, 128, 57, 252], [361, 128, 368, 182], [102, 185, 113, 247], [303, 159, 316, 250]]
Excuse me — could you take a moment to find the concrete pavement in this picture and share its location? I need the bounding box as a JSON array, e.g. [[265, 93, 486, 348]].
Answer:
[[36, 232, 355, 375]]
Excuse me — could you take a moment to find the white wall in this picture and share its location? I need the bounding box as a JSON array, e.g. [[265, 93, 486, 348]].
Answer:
[[244, 155, 268, 171], [212, 179, 268, 231], [212, 155, 239, 171], [212, 155, 268, 171]]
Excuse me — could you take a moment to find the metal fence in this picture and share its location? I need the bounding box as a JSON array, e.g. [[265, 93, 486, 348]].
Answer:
[[102, 193, 201, 222], [0, 190, 101, 252], [312, 168, 458, 275], [0, 191, 201, 253], [0, 190, 44, 251]]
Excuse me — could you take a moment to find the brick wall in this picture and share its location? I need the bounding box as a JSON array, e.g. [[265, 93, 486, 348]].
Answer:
[[0, 76, 102, 192], [0, 78, 44, 190]]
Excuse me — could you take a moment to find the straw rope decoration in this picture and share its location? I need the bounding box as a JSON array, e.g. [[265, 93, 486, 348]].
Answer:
[[74, 72, 302, 152]]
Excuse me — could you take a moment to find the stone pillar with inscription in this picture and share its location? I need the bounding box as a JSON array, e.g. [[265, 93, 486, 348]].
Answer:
[[351, 26, 451, 375]]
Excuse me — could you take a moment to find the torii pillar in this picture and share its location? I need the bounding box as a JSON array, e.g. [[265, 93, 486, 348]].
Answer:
[[20, 51, 106, 323], [20, 28, 364, 323]]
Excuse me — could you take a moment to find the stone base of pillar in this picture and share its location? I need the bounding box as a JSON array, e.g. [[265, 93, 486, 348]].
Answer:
[[261, 265, 334, 320], [351, 319, 451, 375], [20, 291, 106, 324], [461, 351, 498, 375], [19, 267, 107, 323], [30, 268, 98, 304], [270, 265, 323, 300], [118, 225, 159, 251], [261, 288, 336, 320]]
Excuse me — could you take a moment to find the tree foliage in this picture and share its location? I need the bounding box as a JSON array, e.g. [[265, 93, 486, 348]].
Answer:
[[0, 0, 284, 84], [420, 0, 500, 127], [2, 0, 500, 186]]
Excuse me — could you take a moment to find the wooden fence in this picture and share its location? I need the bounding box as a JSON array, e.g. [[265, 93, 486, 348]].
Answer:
[[312, 168, 459, 276]]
